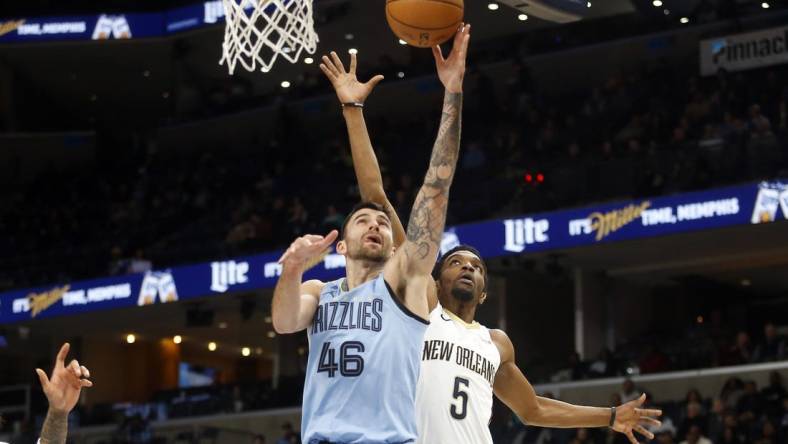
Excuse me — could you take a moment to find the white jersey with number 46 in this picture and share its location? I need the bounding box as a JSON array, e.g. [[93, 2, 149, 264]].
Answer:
[[416, 304, 501, 444]]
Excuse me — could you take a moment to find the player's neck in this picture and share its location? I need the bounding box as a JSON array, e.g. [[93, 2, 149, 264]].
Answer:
[[441, 300, 477, 324], [345, 259, 384, 290]]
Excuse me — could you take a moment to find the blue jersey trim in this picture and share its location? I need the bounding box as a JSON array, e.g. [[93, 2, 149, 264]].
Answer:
[[383, 279, 429, 325]]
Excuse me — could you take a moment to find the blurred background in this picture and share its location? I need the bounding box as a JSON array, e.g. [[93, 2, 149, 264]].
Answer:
[[0, 0, 787, 443]]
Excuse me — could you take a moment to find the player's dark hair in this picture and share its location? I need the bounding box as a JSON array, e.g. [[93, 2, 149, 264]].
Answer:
[[340, 202, 391, 240], [432, 244, 488, 291]]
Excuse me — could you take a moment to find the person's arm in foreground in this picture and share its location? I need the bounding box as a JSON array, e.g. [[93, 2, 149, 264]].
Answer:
[[36, 343, 93, 444], [492, 330, 662, 444]]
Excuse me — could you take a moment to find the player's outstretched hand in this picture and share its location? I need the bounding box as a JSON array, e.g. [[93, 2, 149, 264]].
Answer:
[[278, 230, 339, 269], [320, 51, 384, 104], [433, 23, 471, 94], [36, 343, 93, 414], [612, 394, 662, 444]]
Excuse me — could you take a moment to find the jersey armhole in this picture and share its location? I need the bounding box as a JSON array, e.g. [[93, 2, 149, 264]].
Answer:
[[383, 279, 430, 325]]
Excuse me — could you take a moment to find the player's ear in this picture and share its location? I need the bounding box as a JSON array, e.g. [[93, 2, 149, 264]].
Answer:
[[478, 291, 488, 305], [336, 239, 347, 255]]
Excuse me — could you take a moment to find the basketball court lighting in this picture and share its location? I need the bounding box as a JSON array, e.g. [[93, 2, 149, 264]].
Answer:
[[304, 57, 314, 64], [487, 3, 499, 11], [587, 2, 592, 7], [348, 48, 358, 55], [664, 9, 670, 15], [173, 335, 182, 344], [281, 81, 291, 88], [345, 33, 354, 40], [267, 331, 276, 338], [398, 39, 407, 45], [242, 347, 251, 357], [762, 2, 770, 8], [518, 14, 528, 21], [652, 0, 663, 7], [218, 321, 227, 329], [208, 341, 217, 351], [397, 71, 405, 78], [126, 334, 136, 344], [680, 17, 689, 24]]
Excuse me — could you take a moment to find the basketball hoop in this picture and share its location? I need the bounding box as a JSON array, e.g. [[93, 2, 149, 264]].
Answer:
[[220, 0, 319, 75]]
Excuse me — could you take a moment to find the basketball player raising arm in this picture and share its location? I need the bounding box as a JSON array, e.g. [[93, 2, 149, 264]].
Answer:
[[271, 24, 470, 443], [36, 343, 94, 444], [319, 50, 407, 249]]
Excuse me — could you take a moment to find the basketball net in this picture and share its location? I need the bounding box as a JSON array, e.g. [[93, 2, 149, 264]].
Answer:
[[220, 0, 318, 75]]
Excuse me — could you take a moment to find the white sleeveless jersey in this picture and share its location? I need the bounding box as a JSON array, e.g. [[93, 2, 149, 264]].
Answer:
[[416, 305, 501, 444]]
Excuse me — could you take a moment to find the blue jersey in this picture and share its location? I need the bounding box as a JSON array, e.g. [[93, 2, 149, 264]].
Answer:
[[302, 274, 429, 443]]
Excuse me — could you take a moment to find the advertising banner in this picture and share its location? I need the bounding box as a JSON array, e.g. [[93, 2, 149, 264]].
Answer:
[[1, 181, 785, 324]]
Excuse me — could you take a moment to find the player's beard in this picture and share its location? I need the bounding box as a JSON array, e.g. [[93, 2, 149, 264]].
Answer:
[[348, 241, 389, 263], [451, 285, 474, 302]]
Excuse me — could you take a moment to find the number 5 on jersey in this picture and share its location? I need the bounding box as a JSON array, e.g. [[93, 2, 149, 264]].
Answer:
[[318, 341, 365, 377], [450, 376, 470, 420]]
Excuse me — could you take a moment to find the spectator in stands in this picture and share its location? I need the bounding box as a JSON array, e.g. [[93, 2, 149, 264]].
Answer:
[[655, 431, 676, 444], [679, 425, 712, 444], [752, 322, 786, 362], [719, 331, 754, 366], [719, 426, 743, 444], [568, 428, 594, 444], [737, 380, 763, 429], [550, 352, 587, 382], [722, 411, 749, 444], [707, 397, 726, 441], [588, 348, 619, 378], [760, 371, 786, 420], [677, 402, 707, 442], [749, 104, 773, 138], [276, 422, 299, 444], [681, 390, 707, 418], [619, 379, 640, 403], [753, 420, 778, 444]]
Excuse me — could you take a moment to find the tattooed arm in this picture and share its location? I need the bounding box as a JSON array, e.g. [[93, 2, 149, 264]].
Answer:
[[36, 343, 93, 444], [40, 410, 68, 444], [319, 51, 406, 247], [384, 24, 471, 318]]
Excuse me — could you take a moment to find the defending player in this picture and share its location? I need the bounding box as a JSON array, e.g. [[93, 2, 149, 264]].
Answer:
[[271, 25, 471, 443], [418, 246, 663, 444]]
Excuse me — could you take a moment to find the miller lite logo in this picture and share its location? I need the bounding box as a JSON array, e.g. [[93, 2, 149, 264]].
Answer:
[[210, 261, 249, 293], [503, 218, 549, 253]]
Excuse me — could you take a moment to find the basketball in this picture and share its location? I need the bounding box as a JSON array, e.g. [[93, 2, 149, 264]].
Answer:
[[386, 0, 464, 48]]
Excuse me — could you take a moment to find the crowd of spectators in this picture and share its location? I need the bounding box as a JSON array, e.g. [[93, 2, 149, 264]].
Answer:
[[2, 54, 786, 291], [551, 320, 786, 383], [495, 371, 787, 444], [2, 3, 788, 291]]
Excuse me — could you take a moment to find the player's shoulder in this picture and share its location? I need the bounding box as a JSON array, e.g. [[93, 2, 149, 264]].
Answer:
[[302, 279, 326, 296], [489, 329, 515, 360]]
